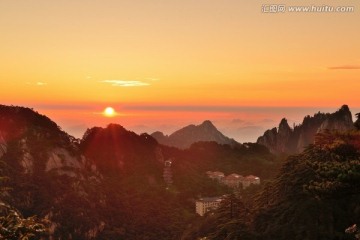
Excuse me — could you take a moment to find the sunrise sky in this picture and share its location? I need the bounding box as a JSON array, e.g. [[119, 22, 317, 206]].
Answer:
[[1, 0, 359, 142]]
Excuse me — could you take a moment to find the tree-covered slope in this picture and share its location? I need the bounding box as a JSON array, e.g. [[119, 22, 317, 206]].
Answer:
[[0, 104, 282, 239], [0, 105, 105, 239], [184, 131, 360, 240]]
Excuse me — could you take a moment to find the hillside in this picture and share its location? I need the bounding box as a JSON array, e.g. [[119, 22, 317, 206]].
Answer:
[[253, 131, 360, 240], [2, 104, 358, 240], [182, 131, 360, 240], [0, 104, 278, 239], [0, 105, 104, 239]]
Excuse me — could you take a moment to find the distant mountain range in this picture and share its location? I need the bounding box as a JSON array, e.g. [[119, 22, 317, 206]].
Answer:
[[151, 106, 359, 153], [257, 105, 357, 154], [151, 120, 239, 149]]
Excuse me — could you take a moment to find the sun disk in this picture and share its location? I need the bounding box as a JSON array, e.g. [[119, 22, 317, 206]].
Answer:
[[103, 107, 116, 117]]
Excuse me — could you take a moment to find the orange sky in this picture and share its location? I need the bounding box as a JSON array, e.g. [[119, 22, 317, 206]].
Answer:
[[0, 0, 359, 141]]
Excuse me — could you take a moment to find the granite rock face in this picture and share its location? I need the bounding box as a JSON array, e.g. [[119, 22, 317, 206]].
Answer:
[[0, 105, 87, 176], [257, 105, 356, 154], [318, 105, 355, 132], [0, 104, 103, 239], [277, 118, 292, 153]]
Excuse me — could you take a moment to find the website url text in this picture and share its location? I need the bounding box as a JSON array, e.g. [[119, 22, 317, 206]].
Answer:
[[262, 5, 355, 13]]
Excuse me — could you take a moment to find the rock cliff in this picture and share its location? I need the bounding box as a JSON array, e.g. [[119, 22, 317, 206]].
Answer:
[[0, 105, 102, 238], [257, 105, 356, 154]]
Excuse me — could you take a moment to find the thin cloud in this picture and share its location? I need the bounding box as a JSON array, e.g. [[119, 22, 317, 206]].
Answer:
[[100, 80, 150, 87], [231, 118, 245, 124], [328, 65, 360, 70], [145, 78, 160, 81], [123, 105, 330, 113], [26, 81, 48, 86]]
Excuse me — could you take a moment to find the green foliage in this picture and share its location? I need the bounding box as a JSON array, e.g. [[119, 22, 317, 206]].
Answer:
[[163, 141, 280, 197], [253, 132, 360, 240], [1, 105, 359, 240], [184, 132, 360, 240], [0, 203, 47, 240], [0, 159, 48, 240], [182, 194, 255, 240]]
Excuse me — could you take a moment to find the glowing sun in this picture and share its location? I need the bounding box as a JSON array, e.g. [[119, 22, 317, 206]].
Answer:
[[103, 107, 116, 117]]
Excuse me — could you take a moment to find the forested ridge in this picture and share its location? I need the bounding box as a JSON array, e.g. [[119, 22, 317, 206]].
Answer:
[[183, 131, 360, 240], [1, 104, 359, 239], [0, 105, 279, 239]]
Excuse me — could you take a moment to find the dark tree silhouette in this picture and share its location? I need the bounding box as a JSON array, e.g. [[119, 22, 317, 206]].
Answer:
[[355, 113, 360, 130]]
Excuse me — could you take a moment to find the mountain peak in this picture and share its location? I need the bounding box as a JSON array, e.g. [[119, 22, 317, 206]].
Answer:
[[340, 104, 350, 112], [318, 105, 355, 133], [151, 120, 239, 149], [200, 120, 215, 128], [279, 118, 290, 129], [81, 123, 158, 173], [257, 105, 356, 154]]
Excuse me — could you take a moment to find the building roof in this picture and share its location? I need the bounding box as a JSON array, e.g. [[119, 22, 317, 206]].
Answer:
[[206, 171, 224, 175], [213, 171, 225, 176], [225, 173, 244, 180], [197, 196, 223, 203], [245, 175, 260, 180]]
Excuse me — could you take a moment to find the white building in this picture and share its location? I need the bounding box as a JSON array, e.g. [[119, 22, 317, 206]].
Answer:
[[196, 197, 223, 216], [221, 173, 260, 189], [206, 171, 261, 189], [222, 173, 244, 188], [206, 171, 225, 182], [242, 175, 261, 189]]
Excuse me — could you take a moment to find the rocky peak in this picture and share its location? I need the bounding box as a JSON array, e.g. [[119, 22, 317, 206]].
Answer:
[[340, 104, 350, 112], [257, 119, 293, 154], [200, 120, 215, 129], [257, 105, 357, 154], [278, 118, 292, 136], [257, 128, 278, 153], [279, 118, 290, 130], [318, 105, 355, 133], [277, 118, 292, 153]]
